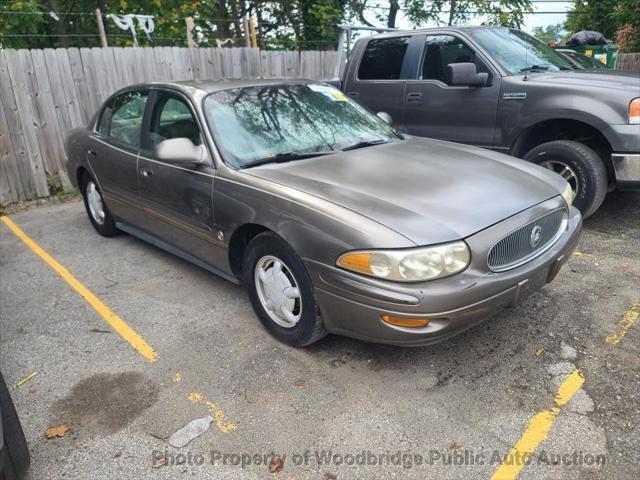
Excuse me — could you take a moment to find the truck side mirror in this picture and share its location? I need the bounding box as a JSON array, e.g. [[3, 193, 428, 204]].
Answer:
[[447, 63, 489, 87]]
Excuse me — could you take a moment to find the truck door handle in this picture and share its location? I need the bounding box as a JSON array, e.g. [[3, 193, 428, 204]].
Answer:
[[346, 91, 359, 98], [140, 168, 153, 177], [406, 92, 423, 103], [87, 149, 97, 156]]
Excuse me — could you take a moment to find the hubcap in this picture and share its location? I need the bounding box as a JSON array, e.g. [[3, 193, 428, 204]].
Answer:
[[540, 160, 579, 197], [86, 181, 106, 225], [254, 255, 302, 328]]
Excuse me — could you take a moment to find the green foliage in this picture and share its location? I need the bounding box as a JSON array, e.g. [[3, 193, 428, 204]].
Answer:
[[532, 23, 567, 44], [0, 0, 48, 49], [564, 0, 618, 39]]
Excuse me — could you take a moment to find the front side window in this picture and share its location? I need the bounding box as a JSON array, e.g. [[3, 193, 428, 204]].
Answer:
[[358, 37, 410, 80], [203, 83, 399, 168], [149, 94, 201, 148], [98, 91, 148, 148], [420, 35, 488, 85], [469, 27, 573, 74]]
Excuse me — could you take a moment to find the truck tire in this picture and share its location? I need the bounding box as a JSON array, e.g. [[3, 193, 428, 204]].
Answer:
[[523, 140, 607, 219], [0, 373, 30, 480]]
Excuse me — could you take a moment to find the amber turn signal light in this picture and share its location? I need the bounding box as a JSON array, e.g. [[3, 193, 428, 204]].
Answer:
[[381, 315, 430, 328]]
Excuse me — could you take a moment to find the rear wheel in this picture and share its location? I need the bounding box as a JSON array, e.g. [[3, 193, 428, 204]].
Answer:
[[0, 372, 30, 480], [523, 140, 607, 219], [80, 173, 119, 236], [243, 232, 327, 347]]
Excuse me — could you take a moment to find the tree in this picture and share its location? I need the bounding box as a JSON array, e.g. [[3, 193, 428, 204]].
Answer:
[[350, 0, 533, 30], [531, 23, 567, 44], [612, 0, 640, 52], [564, 0, 618, 39]]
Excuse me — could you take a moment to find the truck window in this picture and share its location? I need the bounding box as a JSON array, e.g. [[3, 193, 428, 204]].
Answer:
[[419, 35, 488, 85], [358, 37, 410, 80]]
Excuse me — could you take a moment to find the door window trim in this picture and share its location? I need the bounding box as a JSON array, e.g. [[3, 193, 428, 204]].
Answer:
[[355, 35, 416, 82], [140, 87, 215, 170], [93, 88, 150, 154], [407, 32, 498, 88]]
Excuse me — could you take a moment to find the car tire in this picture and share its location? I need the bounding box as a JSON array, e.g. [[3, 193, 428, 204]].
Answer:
[[523, 140, 607, 219], [0, 372, 30, 480], [243, 232, 327, 347], [80, 172, 119, 237]]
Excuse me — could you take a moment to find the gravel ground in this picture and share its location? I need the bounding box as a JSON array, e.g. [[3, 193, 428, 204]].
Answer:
[[0, 191, 638, 480]]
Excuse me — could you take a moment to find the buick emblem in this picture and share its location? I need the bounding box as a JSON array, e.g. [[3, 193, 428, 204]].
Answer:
[[530, 225, 543, 248]]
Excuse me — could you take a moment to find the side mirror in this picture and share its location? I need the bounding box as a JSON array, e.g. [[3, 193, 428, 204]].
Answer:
[[376, 111, 392, 124], [447, 63, 489, 87], [154, 138, 206, 165]]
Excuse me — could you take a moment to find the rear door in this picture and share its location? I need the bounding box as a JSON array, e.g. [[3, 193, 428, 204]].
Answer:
[[403, 33, 501, 147], [88, 89, 149, 226], [343, 35, 417, 129], [137, 89, 223, 266]]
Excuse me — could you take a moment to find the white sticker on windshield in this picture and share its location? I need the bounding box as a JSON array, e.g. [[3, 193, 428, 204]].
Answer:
[[308, 84, 348, 101]]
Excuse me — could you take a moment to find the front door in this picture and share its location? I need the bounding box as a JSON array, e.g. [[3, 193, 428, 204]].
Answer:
[[89, 89, 148, 226], [403, 33, 500, 148], [137, 89, 223, 267]]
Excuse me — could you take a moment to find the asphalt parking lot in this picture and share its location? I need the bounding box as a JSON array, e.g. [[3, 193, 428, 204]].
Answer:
[[1, 191, 638, 480]]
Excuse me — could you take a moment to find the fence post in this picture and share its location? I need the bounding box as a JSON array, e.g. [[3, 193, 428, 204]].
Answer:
[[95, 9, 108, 48], [185, 17, 197, 48]]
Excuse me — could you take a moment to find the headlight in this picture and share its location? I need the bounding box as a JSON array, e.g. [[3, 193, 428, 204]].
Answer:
[[336, 241, 470, 282], [561, 182, 574, 207], [630, 98, 640, 125]]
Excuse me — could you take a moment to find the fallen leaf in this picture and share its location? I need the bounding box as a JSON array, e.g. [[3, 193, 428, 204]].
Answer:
[[449, 442, 460, 449], [152, 455, 168, 468], [535, 347, 544, 357], [173, 372, 182, 383], [572, 251, 582, 257], [45, 423, 70, 439], [269, 457, 284, 473], [294, 379, 305, 387], [114, 451, 123, 458]]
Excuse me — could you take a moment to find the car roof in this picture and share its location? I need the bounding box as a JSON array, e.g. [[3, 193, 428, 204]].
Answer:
[[366, 24, 513, 39], [131, 78, 319, 95]]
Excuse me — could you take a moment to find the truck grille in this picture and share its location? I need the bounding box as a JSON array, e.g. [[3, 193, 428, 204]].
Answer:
[[488, 209, 568, 272]]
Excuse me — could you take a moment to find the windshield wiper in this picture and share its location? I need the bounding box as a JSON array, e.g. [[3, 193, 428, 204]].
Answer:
[[241, 150, 334, 169], [340, 138, 390, 152], [519, 64, 551, 73]]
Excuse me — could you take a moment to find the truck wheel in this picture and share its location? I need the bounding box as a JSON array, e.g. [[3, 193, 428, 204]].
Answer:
[[0, 372, 30, 479], [524, 140, 607, 218]]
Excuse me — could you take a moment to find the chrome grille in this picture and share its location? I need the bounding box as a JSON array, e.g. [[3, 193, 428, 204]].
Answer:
[[488, 209, 567, 272]]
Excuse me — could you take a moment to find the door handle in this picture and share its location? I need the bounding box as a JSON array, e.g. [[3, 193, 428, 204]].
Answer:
[[87, 149, 97, 156], [406, 92, 423, 103], [140, 168, 153, 177], [346, 91, 359, 98]]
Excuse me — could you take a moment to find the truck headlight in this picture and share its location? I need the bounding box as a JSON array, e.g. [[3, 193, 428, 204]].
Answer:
[[561, 182, 574, 207], [630, 98, 640, 125], [337, 241, 470, 282]]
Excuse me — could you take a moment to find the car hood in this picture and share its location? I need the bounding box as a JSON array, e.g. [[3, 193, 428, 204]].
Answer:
[[244, 138, 564, 245], [525, 70, 640, 93]]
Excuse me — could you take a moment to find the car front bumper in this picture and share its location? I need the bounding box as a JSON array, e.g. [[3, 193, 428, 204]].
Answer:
[[305, 201, 582, 346], [612, 153, 640, 187]]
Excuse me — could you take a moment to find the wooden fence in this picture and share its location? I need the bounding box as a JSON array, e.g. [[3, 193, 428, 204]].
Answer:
[[0, 47, 337, 205], [616, 52, 640, 71]]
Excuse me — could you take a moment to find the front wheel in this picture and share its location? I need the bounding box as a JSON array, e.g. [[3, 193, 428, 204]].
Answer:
[[523, 140, 607, 219], [243, 232, 327, 347]]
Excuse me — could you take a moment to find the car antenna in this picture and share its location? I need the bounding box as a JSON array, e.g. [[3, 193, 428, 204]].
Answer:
[[523, 42, 529, 81]]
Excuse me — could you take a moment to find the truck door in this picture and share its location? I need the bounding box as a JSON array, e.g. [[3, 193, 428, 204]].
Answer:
[[403, 33, 500, 148], [342, 35, 415, 129]]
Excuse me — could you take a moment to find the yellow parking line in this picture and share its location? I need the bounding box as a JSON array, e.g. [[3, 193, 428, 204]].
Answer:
[[491, 369, 584, 480], [0, 216, 158, 363], [605, 304, 639, 345]]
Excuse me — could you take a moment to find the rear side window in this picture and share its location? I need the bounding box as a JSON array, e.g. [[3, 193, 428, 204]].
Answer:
[[358, 37, 410, 80], [98, 91, 148, 148]]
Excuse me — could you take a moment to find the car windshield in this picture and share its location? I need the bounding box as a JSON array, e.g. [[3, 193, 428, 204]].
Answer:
[[203, 83, 399, 168], [469, 28, 574, 75]]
